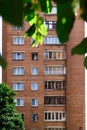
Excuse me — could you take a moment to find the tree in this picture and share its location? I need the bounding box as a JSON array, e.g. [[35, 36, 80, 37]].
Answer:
[[0, 83, 25, 130], [0, 0, 87, 68]]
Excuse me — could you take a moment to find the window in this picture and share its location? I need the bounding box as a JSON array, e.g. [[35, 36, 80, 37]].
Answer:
[[44, 66, 66, 75], [13, 83, 24, 90], [51, 7, 57, 14], [44, 81, 66, 90], [13, 67, 24, 75], [13, 52, 24, 60], [44, 127, 66, 130], [31, 67, 38, 75], [13, 25, 24, 30], [13, 37, 24, 45], [31, 83, 38, 90], [45, 21, 56, 30], [32, 52, 38, 60], [44, 36, 60, 44], [32, 114, 38, 122], [32, 99, 38, 106], [44, 96, 66, 105], [45, 111, 66, 121], [15, 99, 24, 106], [44, 50, 66, 60]]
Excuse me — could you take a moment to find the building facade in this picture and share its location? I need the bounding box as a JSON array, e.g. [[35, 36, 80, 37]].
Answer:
[[2, 8, 85, 130]]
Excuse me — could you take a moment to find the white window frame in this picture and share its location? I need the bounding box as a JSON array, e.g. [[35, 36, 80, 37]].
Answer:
[[45, 111, 66, 121], [51, 7, 57, 14], [31, 67, 38, 75], [14, 98, 24, 106], [44, 66, 66, 75], [44, 126, 66, 130], [44, 36, 60, 44], [13, 37, 24, 45], [44, 96, 66, 106], [44, 80, 66, 90], [13, 67, 24, 75], [13, 83, 24, 90], [45, 21, 56, 30], [13, 25, 24, 30], [31, 83, 38, 90], [31, 99, 38, 106], [44, 50, 66, 60], [13, 52, 24, 60]]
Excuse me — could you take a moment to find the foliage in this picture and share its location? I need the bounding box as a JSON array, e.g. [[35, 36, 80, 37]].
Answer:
[[0, 83, 25, 130], [0, 0, 87, 67]]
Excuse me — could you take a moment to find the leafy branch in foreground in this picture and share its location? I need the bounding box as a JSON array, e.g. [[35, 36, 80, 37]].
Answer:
[[0, 0, 87, 68], [0, 83, 25, 130]]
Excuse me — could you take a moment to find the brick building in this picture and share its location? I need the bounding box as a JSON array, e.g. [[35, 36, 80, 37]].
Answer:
[[2, 8, 85, 130]]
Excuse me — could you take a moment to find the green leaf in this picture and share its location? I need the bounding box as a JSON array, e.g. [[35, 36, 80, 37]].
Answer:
[[23, 0, 30, 3], [24, 2, 35, 22], [24, 24, 36, 37], [38, 17, 47, 36], [56, 0, 75, 43], [53, 0, 69, 4], [71, 37, 87, 55], [39, 0, 52, 13], [84, 56, 87, 69], [0, 55, 7, 69], [29, 15, 37, 25], [0, 0, 23, 26], [31, 33, 43, 47], [39, 23, 47, 36], [80, 0, 87, 22]]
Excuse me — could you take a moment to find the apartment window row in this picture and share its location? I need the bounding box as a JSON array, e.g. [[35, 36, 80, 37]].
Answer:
[[45, 21, 56, 30], [44, 127, 66, 130], [44, 81, 66, 90], [13, 66, 66, 76], [12, 51, 66, 61], [15, 111, 65, 122], [44, 51, 66, 60], [13, 36, 61, 45], [15, 97, 65, 107], [45, 111, 66, 121], [13, 81, 65, 91], [44, 96, 66, 105], [44, 66, 66, 75]]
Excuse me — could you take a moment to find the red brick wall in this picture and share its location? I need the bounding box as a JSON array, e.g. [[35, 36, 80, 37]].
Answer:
[[66, 17, 85, 130]]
